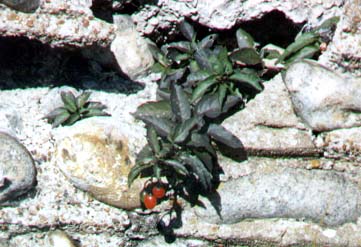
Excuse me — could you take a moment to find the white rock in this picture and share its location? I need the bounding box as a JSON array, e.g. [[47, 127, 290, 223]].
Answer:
[[53, 117, 144, 210], [223, 74, 316, 156], [47, 230, 76, 247], [0, 104, 22, 136], [283, 60, 361, 131], [133, 0, 343, 34], [111, 15, 154, 80]]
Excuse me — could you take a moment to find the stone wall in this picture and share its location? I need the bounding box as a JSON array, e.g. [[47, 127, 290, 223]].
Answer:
[[1, 0, 361, 246]]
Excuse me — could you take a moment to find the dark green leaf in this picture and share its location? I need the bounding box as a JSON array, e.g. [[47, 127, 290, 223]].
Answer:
[[128, 163, 153, 187], [236, 28, 255, 49], [64, 113, 80, 126], [133, 101, 172, 119], [188, 133, 216, 156], [193, 150, 214, 172], [195, 94, 222, 119], [147, 126, 160, 154], [139, 116, 174, 138], [315, 16, 339, 32], [191, 76, 217, 103], [284, 44, 320, 64], [208, 54, 224, 74], [194, 48, 212, 71], [166, 41, 192, 53], [61, 91, 77, 113], [207, 123, 243, 149], [170, 84, 191, 122], [148, 42, 170, 67], [218, 84, 227, 107], [276, 32, 319, 64], [136, 145, 154, 165], [163, 159, 189, 176], [217, 46, 233, 74], [199, 34, 218, 49], [189, 60, 200, 73], [167, 49, 190, 63], [180, 153, 212, 191], [164, 68, 186, 84], [76, 91, 91, 109], [222, 95, 243, 113], [173, 116, 202, 143], [187, 70, 212, 84], [229, 69, 263, 91], [51, 111, 71, 127], [260, 44, 284, 59], [179, 21, 196, 42], [44, 107, 68, 121], [230, 48, 262, 65], [151, 62, 166, 73]]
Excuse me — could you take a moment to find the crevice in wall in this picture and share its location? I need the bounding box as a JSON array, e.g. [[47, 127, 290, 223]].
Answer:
[[0, 37, 143, 94]]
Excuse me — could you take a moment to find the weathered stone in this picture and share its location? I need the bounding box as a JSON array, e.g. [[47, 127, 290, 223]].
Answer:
[[223, 74, 317, 156], [47, 230, 76, 247], [138, 236, 207, 247], [0, 132, 36, 204], [195, 164, 361, 226], [0, 0, 39, 12], [54, 118, 143, 210], [283, 60, 361, 131], [0, 3, 115, 47], [0, 104, 22, 135], [111, 15, 154, 79], [133, 0, 343, 35], [319, 0, 361, 76], [317, 127, 361, 161]]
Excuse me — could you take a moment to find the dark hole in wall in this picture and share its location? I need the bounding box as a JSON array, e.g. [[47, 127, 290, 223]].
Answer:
[[238, 10, 304, 48], [0, 36, 143, 93], [91, 0, 159, 22], [151, 10, 303, 50]]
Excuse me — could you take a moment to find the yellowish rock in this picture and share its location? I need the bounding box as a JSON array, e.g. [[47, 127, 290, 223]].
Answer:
[[54, 118, 143, 210]]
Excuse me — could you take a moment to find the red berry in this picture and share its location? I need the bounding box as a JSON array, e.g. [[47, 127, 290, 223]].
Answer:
[[152, 184, 166, 199], [143, 194, 157, 209]]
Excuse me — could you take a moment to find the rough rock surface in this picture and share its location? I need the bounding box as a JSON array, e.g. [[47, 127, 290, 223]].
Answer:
[[0, 132, 36, 205], [283, 60, 361, 131], [195, 164, 361, 226], [0, 0, 39, 12], [53, 118, 144, 210], [111, 15, 154, 80], [133, 0, 343, 35], [0, 3, 115, 47], [0, 104, 22, 136], [319, 0, 361, 76], [223, 74, 317, 156]]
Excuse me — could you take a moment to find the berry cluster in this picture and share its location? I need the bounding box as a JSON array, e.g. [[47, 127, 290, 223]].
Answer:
[[142, 180, 167, 210]]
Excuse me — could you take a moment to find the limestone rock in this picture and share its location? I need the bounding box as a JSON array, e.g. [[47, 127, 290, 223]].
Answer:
[[283, 60, 361, 131], [133, 0, 343, 35], [47, 230, 76, 247], [0, 132, 36, 204], [54, 118, 143, 210], [319, 0, 361, 76], [111, 15, 154, 79], [0, 2, 115, 47], [318, 127, 361, 162], [223, 74, 317, 156], [0, 0, 39, 12], [0, 104, 22, 135], [195, 164, 361, 226]]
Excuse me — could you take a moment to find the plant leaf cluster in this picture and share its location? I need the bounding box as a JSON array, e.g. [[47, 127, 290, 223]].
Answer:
[[274, 16, 339, 65], [128, 83, 244, 195], [149, 21, 264, 105], [45, 91, 110, 127]]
